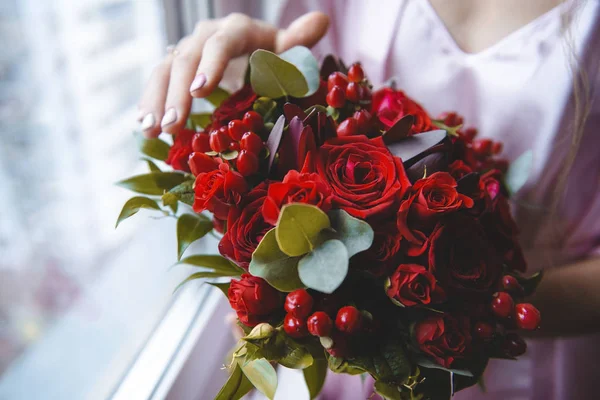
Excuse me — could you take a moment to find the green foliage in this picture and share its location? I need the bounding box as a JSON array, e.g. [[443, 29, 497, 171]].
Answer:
[[176, 254, 244, 276], [176, 213, 213, 260], [143, 158, 161, 172], [298, 239, 348, 294], [327, 209, 375, 258], [303, 359, 328, 399], [505, 150, 533, 194], [116, 172, 187, 195], [243, 323, 276, 341], [206, 281, 231, 297], [374, 381, 404, 400], [205, 87, 230, 107], [214, 363, 254, 400], [239, 358, 277, 399], [515, 270, 543, 297], [432, 119, 462, 137], [136, 133, 170, 161], [278, 46, 320, 97], [115, 196, 163, 228], [162, 179, 195, 208], [276, 204, 331, 257], [253, 97, 278, 122], [188, 113, 212, 131]]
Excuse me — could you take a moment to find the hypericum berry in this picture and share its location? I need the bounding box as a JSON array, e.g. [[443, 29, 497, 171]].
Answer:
[[192, 133, 211, 153], [501, 275, 523, 293], [353, 110, 371, 134], [345, 82, 361, 103], [491, 292, 514, 318], [461, 127, 478, 141], [236, 150, 259, 176], [240, 132, 263, 155], [229, 141, 241, 152], [209, 129, 230, 153], [283, 314, 308, 338], [439, 111, 464, 127], [336, 118, 359, 137], [327, 72, 349, 91], [307, 312, 333, 337], [243, 111, 263, 132], [284, 289, 314, 318], [336, 306, 361, 333], [347, 63, 365, 83], [326, 86, 346, 108], [492, 141, 504, 155], [515, 303, 541, 330], [474, 321, 495, 341], [504, 333, 527, 357], [361, 85, 372, 102], [472, 139, 493, 156], [227, 119, 247, 141]]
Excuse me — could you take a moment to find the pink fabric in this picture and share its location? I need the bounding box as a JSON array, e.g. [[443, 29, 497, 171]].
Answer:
[[276, 0, 600, 398]]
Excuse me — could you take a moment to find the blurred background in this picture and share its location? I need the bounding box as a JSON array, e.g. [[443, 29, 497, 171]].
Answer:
[[0, 1, 285, 399]]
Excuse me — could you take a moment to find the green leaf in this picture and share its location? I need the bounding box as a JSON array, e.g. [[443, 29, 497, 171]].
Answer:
[[278, 338, 314, 369], [176, 213, 213, 260], [276, 204, 331, 257], [136, 134, 171, 161], [515, 270, 543, 297], [116, 172, 187, 195], [432, 119, 462, 137], [143, 158, 161, 172], [249, 229, 304, 292], [215, 363, 254, 400], [239, 358, 278, 400], [303, 359, 328, 399], [207, 281, 230, 297], [222, 150, 239, 160], [205, 87, 230, 107], [505, 150, 533, 194], [175, 271, 234, 293], [243, 323, 276, 341], [328, 209, 375, 258], [249, 49, 309, 99], [188, 113, 212, 130], [177, 254, 244, 276], [253, 97, 278, 121], [115, 196, 162, 228], [162, 179, 195, 208], [373, 381, 403, 400], [298, 239, 348, 294], [279, 46, 320, 97]]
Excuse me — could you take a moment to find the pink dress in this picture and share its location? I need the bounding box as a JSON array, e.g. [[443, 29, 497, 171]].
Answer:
[[279, 0, 600, 398]]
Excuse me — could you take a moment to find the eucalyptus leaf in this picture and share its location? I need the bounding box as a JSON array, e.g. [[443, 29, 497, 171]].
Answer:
[[328, 209, 375, 257], [136, 134, 170, 161], [276, 204, 331, 257], [215, 363, 254, 400], [298, 239, 348, 294], [249, 229, 304, 292], [266, 115, 285, 170], [177, 254, 243, 276], [176, 213, 213, 260], [249, 49, 309, 98], [279, 46, 320, 97], [116, 172, 187, 195], [205, 86, 230, 107], [115, 196, 162, 228], [188, 113, 212, 130], [239, 358, 278, 400], [303, 359, 328, 399], [386, 130, 446, 163], [505, 150, 533, 194]]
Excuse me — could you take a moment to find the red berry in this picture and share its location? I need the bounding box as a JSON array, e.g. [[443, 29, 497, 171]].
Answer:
[[336, 118, 359, 137], [326, 86, 346, 108], [462, 127, 478, 141], [353, 110, 371, 134], [229, 141, 240, 152], [192, 133, 211, 153], [240, 132, 263, 155], [283, 314, 308, 338], [440, 112, 464, 127], [227, 119, 247, 141], [209, 129, 230, 153], [361, 85, 372, 102], [491, 292, 514, 318], [472, 139, 493, 156], [236, 150, 259, 176], [326, 333, 349, 357], [474, 322, 494, 341], [336, 306, 361, 334], [504, 333, 527, 357], [492, 141, 504, 155], [515, 303, 541, 330], [284, 289, 314, 318], [327, 72, 348, 91], [501, 275, 523, 293], [307, 312, 333, 337], [243, 111, 263, 132], [347, 63, 365, 83], [345, 82, 361, 103]]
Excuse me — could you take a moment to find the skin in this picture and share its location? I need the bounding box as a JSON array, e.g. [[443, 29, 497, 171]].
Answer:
[[139, 0, 600, 337]]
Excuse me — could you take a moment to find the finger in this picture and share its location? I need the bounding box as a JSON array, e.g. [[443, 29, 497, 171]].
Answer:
[[275, 12, 330, 53], [138, 52, 175, 138], [160, 22, 218, 135]]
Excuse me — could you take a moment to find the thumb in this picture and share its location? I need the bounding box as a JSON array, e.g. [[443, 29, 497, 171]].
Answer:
[[274, 12, 330, 53]]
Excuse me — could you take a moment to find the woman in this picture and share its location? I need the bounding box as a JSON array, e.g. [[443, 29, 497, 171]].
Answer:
[[138, 0, 600, 398]]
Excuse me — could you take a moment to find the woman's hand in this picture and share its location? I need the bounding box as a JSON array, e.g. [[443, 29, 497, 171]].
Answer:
[[138, 12, 329, 138]]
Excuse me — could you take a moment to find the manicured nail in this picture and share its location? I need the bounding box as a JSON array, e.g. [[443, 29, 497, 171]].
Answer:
[[141, 113, 155, 131], [190, 73, 207, 92], [161, 108, 177, 127]]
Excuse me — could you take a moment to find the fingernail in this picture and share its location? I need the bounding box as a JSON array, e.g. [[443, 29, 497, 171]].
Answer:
[[141, 113, 156, 131], [190, 73, 207, 92], [161, 108, 177, 127]]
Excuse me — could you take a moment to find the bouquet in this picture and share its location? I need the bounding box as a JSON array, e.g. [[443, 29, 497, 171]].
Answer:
[[117, 47, 542, 399]]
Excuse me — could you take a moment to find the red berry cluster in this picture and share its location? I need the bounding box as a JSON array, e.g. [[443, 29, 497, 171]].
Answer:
[[282, 289, 368, 357], [194, 111, 265, 176]]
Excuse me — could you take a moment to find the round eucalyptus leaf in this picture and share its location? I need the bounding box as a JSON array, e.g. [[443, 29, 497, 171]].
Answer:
[[298, 239, 348, 294], [276, 204, 331, 257]]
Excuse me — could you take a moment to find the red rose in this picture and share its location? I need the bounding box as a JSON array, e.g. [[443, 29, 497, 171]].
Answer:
[[193, 162, 249, 220], [448, 160, 473, 180], [210, 85, 257, 128], [371, 88, 433, 134], [386, 264, 445, 306], [219, 183, 272, 269], [311, 136, 411, 219], [166, 128, 194, 172], [353, 221, 402, 277], [262, 170, 333, 225], [428, 214, 502, 296], [397, 172, 474, 255], [414, 314, 471, 368], [228, 274, 281, 327]]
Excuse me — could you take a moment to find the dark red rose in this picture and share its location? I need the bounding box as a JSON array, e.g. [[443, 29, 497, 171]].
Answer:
[[219, 183, 272, 269], [193, 162, 249, 220], [397, 172, 474, 256], [210, 85, 257, 128], [448, 160, 473, 180], [166, 128, 195, 172], [386, 264, 445, 306], [262, 170, 333, 225], [228, 273, 281, 327], [414, 314, 471, 368], [428, 214, 502, 296], [310, 136, 411, 219], [371, 88, 433, 134], [353, 221, 402, 277]]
